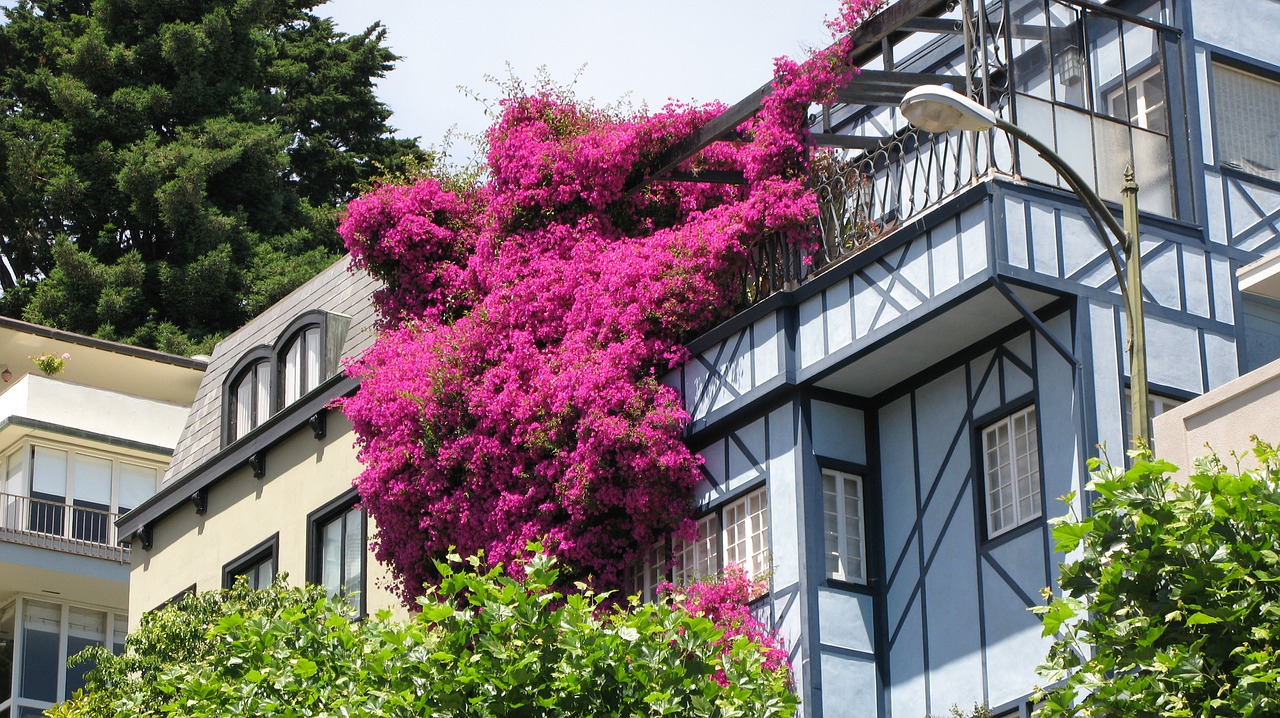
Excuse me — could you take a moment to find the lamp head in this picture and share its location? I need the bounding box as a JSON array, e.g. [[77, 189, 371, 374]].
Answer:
[[900, 85, 997, 133]]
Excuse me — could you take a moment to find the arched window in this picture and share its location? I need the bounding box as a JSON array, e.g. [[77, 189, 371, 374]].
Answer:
[[229, 358, 271, 442], [280, 325, 322, 405]]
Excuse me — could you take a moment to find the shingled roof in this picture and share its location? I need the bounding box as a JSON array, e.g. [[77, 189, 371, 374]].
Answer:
[[162, 256, 380, 484]]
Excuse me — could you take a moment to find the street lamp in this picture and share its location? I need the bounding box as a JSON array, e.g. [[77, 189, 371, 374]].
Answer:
[[900, 84, 1150, 447]]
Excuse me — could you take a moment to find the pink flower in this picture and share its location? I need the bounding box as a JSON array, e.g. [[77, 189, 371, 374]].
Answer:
[[339, 0, 880, 623]]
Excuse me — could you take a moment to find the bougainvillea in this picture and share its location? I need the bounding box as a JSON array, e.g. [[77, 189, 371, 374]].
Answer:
[[663, 564, 792, 681], [340, 0, 887, 603]]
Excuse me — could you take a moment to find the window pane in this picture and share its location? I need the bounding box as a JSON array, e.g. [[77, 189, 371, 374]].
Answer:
[[1, 602, 14, 704], [304, 327, 322, 394], [65, 608, 106, 696], [20, 600, 60, 702], [73, 455, 112, 507], [234, 375, 253, 440], [343, 507, 363, 599], [254, 364, 270, 427], [321, 516, 342, 595], [1213, 64, 1280, 179], [284, 339, 302, 405], [32, 447, 67, 499], [118, 464, 156, 514]]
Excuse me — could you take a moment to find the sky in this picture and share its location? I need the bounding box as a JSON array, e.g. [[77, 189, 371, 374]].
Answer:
[[0, 0, 842, 158], [320, 0, 838, 157]]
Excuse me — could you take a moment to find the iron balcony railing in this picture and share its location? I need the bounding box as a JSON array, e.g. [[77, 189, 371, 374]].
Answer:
[[738, 125, 1002, 306], [0, 491, 129, 563]]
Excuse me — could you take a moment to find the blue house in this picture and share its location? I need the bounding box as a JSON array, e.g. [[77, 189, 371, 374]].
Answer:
[[632, 0, 1280, 715]]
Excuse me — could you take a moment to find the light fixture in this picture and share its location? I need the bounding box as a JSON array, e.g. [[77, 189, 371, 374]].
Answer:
[[2, 368, 12, 383], [1056, 46, 1086, 87], [899, 84, 1151, 446], [899, 84, 997, 134]]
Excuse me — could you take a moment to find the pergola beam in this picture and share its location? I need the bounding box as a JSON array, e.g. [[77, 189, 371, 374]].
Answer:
[[624, 0, 950, 193]]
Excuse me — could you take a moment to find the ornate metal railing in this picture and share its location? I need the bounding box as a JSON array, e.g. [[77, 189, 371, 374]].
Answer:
[[0, 491, 128, 562], [737, 125, 1007, 307]]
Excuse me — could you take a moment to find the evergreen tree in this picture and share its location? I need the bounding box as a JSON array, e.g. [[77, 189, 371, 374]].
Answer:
[[0, 0, 424, 353]]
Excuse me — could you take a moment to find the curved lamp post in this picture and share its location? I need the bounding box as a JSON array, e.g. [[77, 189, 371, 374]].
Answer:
[[900, 84, 1149, 447]]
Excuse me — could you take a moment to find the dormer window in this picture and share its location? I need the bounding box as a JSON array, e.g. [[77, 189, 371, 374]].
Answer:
[[230, 358, 271, 442], [281, 326, 322, 405], [222, 311, 350, 448]]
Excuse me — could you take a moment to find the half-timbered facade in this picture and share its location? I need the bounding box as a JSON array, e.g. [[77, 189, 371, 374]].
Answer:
[[640, 0, 1280, 715]]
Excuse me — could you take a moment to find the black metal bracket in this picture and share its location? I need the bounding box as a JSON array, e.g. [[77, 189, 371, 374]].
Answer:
[[248, 452, 266, 479], [191, 488, 208, 515], [308, 410, 327, 440]]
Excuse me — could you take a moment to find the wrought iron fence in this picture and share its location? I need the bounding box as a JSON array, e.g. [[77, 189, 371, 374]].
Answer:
[[0, 491, 128, 562], [737, 125, 1006, 307]]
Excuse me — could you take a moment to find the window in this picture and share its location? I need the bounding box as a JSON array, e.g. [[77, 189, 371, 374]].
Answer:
[[281, 326, 322, 406], [223, 535, 278, 590], [1008, 0, 1176, 215], [982, 405, 1042, 538], [1106, 64, 1168, 133], [229, 359, 270, 442], [1123, 388, 1185, 450], [625, 486, 769, 601], [675, 514, 720, 584], [723, 486, 770, 580], [308, 493, 365, 616], [5, 446, 158, 547], [822, 469, 866, 584], [1213, 62, 1280, 181], [0, 598, 126, 717], [628, 542, 667, 602]]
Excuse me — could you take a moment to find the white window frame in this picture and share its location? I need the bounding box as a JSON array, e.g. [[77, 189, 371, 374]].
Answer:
[[982, 405, 1042, 539], [0, 442, 160, 546], [1106, 64, 1167, 131], [675, 513, 720, 584], [822, 469, 867, 584], [723, 486, 770, 580], [0, 595, 127, 716], [628, 541, 667, 602]]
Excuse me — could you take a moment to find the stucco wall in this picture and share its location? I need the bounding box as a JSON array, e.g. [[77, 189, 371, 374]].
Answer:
[[127, 413, 405, 624], [1153, 357, 1280, 478]]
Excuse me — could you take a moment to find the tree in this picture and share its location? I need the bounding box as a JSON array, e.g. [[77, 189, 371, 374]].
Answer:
[[1034, 442, 1280, 717], [0, 0, 424, 353], [338, 0, 887, 601], [52, 551, 798, 717]]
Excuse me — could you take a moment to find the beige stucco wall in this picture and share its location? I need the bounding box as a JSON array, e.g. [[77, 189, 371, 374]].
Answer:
[[127, 413, 406, 625], [1153, 356, 1280, 478]]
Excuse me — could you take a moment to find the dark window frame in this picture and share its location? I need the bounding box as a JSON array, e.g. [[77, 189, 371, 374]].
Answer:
[[272, 310, 333, 414], [973, 396, 1044, 544], [306, 489, 367, 618], [222, 533, 279, 590], [222, 346, 273, 447]]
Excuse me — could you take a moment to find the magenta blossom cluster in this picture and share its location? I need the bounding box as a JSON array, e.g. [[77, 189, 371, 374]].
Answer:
[[662, 565, 791, 681], [339, 0, 882, 604]]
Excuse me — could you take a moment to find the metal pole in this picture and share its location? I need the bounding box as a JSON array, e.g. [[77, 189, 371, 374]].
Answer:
[[1122, 166, 1149, 448], [990, 118, 1149, 449]]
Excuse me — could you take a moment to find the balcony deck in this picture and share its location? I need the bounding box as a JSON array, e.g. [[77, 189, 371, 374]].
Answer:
[[0, 491, 128, 563]]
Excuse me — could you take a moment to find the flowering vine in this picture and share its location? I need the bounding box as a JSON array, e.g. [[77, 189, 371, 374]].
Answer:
[[339, 0, 886, 609]]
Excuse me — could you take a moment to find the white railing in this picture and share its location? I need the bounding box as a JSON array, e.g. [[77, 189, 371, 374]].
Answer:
[[0, 491, 129, 563]]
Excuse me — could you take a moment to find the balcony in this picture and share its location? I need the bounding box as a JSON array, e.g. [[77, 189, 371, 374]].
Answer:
[[689, 0, 1182, 311], [0, 491, 128, 562]]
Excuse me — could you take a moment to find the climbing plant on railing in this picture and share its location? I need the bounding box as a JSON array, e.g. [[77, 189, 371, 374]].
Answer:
[[339, 0, 886, 607]]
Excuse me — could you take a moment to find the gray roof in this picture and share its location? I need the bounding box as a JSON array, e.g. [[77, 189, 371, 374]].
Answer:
[[163, 256, 380, 483]]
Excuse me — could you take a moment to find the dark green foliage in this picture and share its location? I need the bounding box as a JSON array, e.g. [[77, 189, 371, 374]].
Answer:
[[1035, 442, 1280, 717], [0, 0, 425, 350], [53, 552, 798, 717]]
